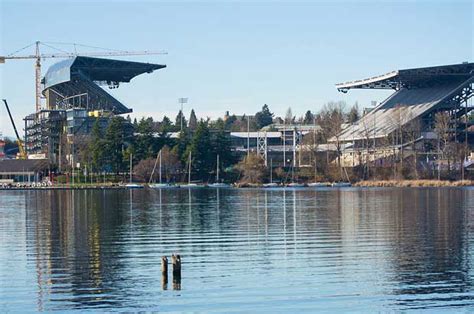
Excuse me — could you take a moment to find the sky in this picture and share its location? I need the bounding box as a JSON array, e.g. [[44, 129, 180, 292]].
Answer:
[[0, 0, 472, 137]]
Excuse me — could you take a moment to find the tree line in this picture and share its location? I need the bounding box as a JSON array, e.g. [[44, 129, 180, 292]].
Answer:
[[55, 101, 473, 183], [69, 102, 364, 183]]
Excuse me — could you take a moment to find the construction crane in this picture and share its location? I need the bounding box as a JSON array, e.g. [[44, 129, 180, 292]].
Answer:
[[0, 41, 167, 113], [2, 99, 27, 159]]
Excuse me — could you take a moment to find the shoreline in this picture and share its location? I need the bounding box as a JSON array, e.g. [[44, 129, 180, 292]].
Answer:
[[1, 179, 473, 190], [354, 180, 474, 187]]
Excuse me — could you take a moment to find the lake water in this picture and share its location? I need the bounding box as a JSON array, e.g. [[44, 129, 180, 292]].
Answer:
[[1, 187, 474, 312]]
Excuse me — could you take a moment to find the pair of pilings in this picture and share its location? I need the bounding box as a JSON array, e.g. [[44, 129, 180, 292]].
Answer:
[[161, 254, 181, 290]]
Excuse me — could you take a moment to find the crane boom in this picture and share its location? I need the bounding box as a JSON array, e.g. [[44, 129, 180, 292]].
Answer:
[[0, 41, 167, 112], [0, 50, 167, 61], [2, 99, 26, 159]]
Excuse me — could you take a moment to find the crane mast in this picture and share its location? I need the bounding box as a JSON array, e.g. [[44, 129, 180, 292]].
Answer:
[[35, 41, 41, 112]]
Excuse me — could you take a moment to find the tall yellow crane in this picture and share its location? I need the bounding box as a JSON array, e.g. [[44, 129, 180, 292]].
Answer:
[[0, 41, 167, 112]]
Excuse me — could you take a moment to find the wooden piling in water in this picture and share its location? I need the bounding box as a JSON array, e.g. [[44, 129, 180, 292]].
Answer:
[[171, 254, 181, 290], [161, 256, 168, 290]]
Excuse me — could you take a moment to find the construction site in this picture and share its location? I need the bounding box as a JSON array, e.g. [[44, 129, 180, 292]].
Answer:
[[0, 41, 166, 183]]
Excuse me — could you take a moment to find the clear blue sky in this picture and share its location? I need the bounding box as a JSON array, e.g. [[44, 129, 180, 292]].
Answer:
[[0, 0, 472, 137]]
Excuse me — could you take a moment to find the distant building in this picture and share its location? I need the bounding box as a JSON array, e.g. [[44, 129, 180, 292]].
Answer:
[[0, 159, 49, 183]]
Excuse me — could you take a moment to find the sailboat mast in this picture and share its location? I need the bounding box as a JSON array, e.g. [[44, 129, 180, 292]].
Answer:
[[159, 149, 162, 184], [188, 151, 192, 184], [129, 153, 133, 183], [149, 150, 160, 184], [270, 158, 273, 183], [216, 154, 220, 182]]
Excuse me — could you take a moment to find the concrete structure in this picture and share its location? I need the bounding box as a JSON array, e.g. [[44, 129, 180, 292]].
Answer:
[[24, 56, 166, 165], [0, 133, 5, 160], [334, 62, 474, 167]]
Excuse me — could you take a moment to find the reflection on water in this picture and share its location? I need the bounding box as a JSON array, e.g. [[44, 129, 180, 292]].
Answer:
[[1, 187, 473, 311]]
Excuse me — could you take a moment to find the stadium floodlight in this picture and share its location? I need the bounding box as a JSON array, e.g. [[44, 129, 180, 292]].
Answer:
[[178, 98, 188, 132]]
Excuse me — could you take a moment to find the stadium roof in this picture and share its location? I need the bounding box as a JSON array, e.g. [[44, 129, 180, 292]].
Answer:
[[42, 56, 166, 114], [44, 56, 165, 89], [332, 62, 474, 142], [336, 62, 474, 92]]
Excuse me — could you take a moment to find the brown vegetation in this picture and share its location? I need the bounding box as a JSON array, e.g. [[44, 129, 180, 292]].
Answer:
[[354, 180, 474, 187]]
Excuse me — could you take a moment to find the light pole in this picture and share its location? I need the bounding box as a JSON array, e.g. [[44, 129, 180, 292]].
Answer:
[[178, 98, 188, 132], [247, 115, 250, 157]]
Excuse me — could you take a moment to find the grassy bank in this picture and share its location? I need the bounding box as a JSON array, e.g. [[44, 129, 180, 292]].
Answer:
[[354, 180, 474, 187]]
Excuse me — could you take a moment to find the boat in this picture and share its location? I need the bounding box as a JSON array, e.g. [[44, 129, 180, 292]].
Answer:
[[126, 153, 144, 188], [209, 155, 230, 187], [148, 149, 173, 188], [209, 183, 229, 187], [181, 151, 205, 188], [287, 182, 306, 188], [308, 182, 330, 187], [149, 183, 173, 188], [331, 182, 352, 187], [125, 183, 144, 189], [286, 162, 305, 187], [263, 182, 279, 188], [263, 159, 279, 188]]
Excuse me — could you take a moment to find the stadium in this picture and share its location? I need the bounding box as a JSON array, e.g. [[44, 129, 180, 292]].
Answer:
[[24, 56, 166, 165], [332, 62, 474, 170]]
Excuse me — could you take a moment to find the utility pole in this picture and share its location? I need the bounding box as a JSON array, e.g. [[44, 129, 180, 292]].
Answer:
[[283, 127, 286, 167], [293, 128, 296, 168], [247, 115, 250, 157]]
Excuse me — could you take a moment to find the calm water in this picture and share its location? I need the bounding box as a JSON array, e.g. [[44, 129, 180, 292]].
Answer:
[[1, 187, 474, 312]]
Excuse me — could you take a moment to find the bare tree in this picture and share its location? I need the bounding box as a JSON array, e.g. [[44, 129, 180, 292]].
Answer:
[[236, 153, 267, 184], [317, 101, 346, 177], [435, 111, 450, 179], [134, 158, 156, 182], [403, 115, 421, 179], [301, 129, 322, 181], [361, 118, 372, 179], [388, 105, 412, 179], [161, 145, 182, 182]]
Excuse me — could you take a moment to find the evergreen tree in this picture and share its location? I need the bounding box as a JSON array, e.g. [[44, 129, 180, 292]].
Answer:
[[89, 118, 104, 171], [188, 120, 213, 180], [255, 104, 274, 129], [285, 107, 294, 124], [160, 116, 173, 134], [175, 110, 187, 131], [224, 114, 237, 130], [134, 117, 155, 161], [175, 129, 191, 165], [104, 116, 125, 174], [188, 109, 198, 131], [211, 119, 233, 170], [347, 102, 360, 124], [303, 110, 315, 125]]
